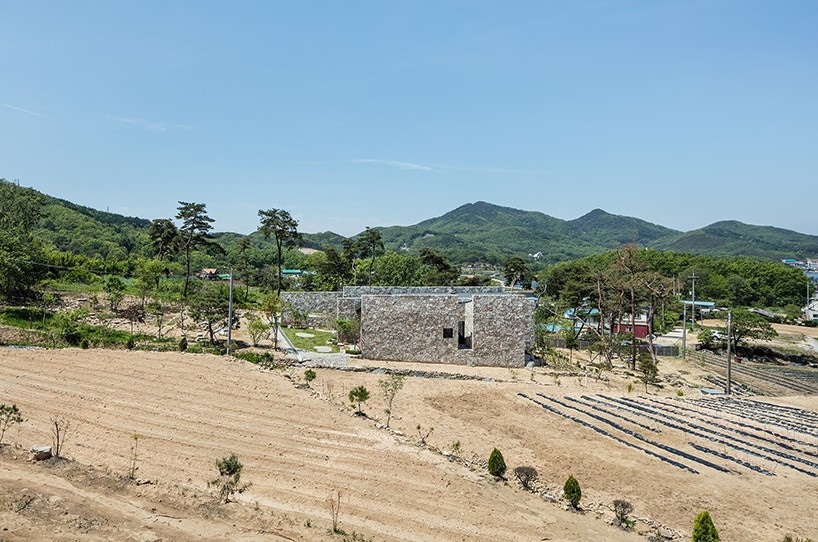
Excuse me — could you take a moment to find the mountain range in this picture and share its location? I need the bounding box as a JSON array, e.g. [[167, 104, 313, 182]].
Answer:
[[6, 179, 817, 265], [361, 202, 818, 265]]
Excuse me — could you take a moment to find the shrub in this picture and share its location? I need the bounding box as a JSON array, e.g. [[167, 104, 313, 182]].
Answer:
[[80, 338, 90, 349], [348, 385, 370, 414], [209, 453, 251, 503], [336, 319, 361, 344], [378, 374, 405, 427], [178, 336, 188, 351], [51, 416, 74, 458], [0, 404, 23, 446], [613, 499, 634, 527], [692, 510, 720, 542], [563, 474, 581, 508], [304, 369, 316, 386], [487, 448, 506, 478], [126, 336, 135, 350], [247, 317, 270, 346], [513, 466, 538, 490]]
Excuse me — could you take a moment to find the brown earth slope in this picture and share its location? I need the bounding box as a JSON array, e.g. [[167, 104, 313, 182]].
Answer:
[[1, 348, 817, 541]]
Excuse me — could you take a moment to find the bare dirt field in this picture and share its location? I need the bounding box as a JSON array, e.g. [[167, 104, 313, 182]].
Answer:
[[1, 347, 817, 541]]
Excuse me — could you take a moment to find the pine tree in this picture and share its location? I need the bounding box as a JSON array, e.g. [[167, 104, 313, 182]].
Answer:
[[564, 474, 582, 509], [488, 448, 506, 477], [692, 510, 720, 542]]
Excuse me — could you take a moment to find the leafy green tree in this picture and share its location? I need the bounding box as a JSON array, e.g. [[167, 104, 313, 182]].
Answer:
[[146, 300, 166, 339], [0, 404, 23, 446], [263, 294, 285, 350], [147, 218, 179, 261], [52, 308, 88, 346], [357, 227, 384, 286], [378, 374, 405, 427], [419, 248, 459, 285], [692, 510, 720, 542], [488, 447, 507, 478], [371, 251, 423, 286], [189, 284, 233, 344], [563, 474, 582, 508], [176, 202, 221, 297], [209, 453, 251, 503], [236, 236, 253, 301], [720, 308, 777, 350], [638, 353, 659, 392], [503, 257, 534, 289], [247, 316, 271, 346], [0, 179, 47, 301], [348, 385, 370, 414], [258, 208, 302, 296], [103, 275, 127, 311], [314, 244, 355, 290]]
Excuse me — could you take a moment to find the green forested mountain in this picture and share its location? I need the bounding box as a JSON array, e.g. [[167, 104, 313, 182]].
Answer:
[[377, 203, 680, 265], [650, 221, 818, 260], [4, 180, 818, 267]]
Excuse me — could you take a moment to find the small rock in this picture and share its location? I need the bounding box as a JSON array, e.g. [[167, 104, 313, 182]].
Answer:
[[29, 445, 52, 461]]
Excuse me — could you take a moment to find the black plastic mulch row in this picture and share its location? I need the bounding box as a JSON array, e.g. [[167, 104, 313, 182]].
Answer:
[[688, 442, 775, 476], [692, 397, 818, 437], [564, 395, 661, 433], [517, 393, 698, 474], [602, 395, 818, 477], [657, 396, 816, 450], [534, 394, 730, 474], [639, 396, 818, 460]]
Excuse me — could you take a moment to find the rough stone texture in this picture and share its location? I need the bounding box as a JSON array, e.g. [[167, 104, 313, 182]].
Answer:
[[337, 297, 361, 321], [361, 293, 534, 367], [343, 286, 504, 297], [282, 292, 340, 326]]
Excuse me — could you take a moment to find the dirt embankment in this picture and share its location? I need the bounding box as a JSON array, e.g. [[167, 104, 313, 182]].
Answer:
[[1, 348, 817, 541]]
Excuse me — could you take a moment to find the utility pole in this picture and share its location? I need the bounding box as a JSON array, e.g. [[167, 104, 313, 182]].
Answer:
[[227, 269, 234, 356], [682, 303, 687, 359], [725, 310, 732, 395], [689, 272, 698, 330]]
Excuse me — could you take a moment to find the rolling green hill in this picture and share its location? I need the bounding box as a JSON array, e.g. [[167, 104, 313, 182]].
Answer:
[[650, 221, 818, 260], [376, 202, 680, 265], [5, 179, 817, 266]]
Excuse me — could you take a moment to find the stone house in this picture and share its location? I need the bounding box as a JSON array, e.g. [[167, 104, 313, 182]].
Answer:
[[283, 286, 535, 367]]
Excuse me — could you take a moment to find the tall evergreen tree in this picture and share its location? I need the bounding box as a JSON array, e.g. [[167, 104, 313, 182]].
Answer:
[[357, 227, 384, 287], [147, 218, 179, 261], [258, 208, 302, 297], [175, 202, 221, 297]]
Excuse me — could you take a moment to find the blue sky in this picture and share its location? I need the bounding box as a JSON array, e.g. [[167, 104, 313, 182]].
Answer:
[[2, 1, 816, 237]]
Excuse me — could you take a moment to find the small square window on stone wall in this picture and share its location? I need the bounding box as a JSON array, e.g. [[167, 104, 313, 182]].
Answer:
[[443, 328, 454, 339]]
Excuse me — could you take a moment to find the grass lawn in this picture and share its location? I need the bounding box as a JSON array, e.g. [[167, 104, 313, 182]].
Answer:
[[281, 328, 339, 353]]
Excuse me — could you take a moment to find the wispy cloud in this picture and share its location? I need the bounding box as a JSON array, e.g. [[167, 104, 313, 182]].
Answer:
[[437, 164, 544, 175], [353, 159, 434, 171], [108, 115, 193, 132], [0, 102, 50, 119], [352, 158, 543, 176]]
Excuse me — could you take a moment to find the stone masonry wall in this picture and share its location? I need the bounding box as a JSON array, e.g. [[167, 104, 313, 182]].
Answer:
[[360, 293, 535, 367], [343, 286, 504, 297], [282, 292, 341, 327], [360, 295, 461, 363], [463, 294, 535, 367]]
